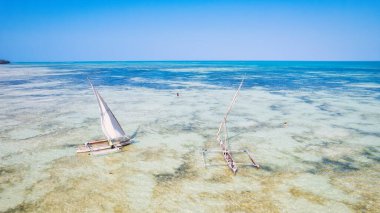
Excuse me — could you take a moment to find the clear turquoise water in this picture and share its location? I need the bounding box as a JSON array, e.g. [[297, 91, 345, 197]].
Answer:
[[0, 61, 379, 212], [6, 61, 380, 92]]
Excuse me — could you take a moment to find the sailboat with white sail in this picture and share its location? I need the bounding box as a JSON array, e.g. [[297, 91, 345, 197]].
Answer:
[[77, 80, 132, 155]]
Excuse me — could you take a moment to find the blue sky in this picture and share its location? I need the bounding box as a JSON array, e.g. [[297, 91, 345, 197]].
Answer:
[[0, 0, 379, 61]]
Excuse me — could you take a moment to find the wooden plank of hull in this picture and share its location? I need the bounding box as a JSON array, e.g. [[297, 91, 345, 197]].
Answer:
[[87, 139, 109, 144], [76, 140, 110, 153], [76, 144, 111, 153]]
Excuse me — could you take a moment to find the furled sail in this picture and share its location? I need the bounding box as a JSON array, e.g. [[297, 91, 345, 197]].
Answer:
[[216, 78, 245, 145], [89, 80, 126, 144], [216, 78, 244, 174]]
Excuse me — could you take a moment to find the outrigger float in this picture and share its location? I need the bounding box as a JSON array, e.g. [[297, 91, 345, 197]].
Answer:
[[77, 80, 132, 155], [202, 78, 260, 174]]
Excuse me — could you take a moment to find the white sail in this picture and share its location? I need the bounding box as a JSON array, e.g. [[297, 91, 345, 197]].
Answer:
[[89, 80, 126, 142]]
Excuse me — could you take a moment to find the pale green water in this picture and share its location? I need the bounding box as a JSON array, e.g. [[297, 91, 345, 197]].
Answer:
[[0, 62, 379, 212]]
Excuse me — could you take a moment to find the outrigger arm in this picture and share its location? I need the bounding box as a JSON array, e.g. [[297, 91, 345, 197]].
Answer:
[[201, 148, 260, 168]]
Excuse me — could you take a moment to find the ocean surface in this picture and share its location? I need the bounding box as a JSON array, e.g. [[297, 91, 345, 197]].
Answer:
[[0, 61, 379, 212]]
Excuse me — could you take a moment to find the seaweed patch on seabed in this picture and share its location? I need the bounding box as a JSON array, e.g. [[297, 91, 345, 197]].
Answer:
[[1, 151, 23, 161], [292, 135, 311, 143], [303, 139, 343, 151], [269, 104, 282, 111], [322, 157, 359, 172], [329, 162, 380, 212], [304, 156, 359, 174], [138, 147, 174, 161], [2, 155, 135, 213], [180, 122, 201, 132], [0, 164, 29, 193], [289, 187, 327, 205], [150, 151, 202, 211], [362, 146, 380, 162], [316, 103, 344, 116], [337, 125, 380, 138], [153, 151, 198, 184], [200, 190, 280, 212], [199, 172, 298, 212], [298, 96, 314, 104], [154, 162, 192, 182], [2, 202, 37, 213]]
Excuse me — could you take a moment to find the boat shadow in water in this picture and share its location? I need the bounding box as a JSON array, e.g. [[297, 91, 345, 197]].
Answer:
[[129, 126, 140, 141]]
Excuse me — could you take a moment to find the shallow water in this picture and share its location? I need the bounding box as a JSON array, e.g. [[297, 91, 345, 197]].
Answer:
[[0, 61, 379, 212]]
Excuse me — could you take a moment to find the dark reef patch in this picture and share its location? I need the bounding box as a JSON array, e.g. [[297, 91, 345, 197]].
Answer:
[[289, 187, 326, 205], [316, 103, 331, 112], [334, 125, 380, 138], [3, 202, 37, 213], [304, 156, 360, 174], [292, 135, 310, 143], [362, 147, 380, 163], [0, 80, 29, 86], [316, 103, 343, 116], [322, 157, 359, 172], [0, 164, 29, 190], [154, 161, 192, 183], [299, 96, 313, 104], [154, 150, 199, 184], [0, 166, 16, 176], [270, 104, 282, 111]]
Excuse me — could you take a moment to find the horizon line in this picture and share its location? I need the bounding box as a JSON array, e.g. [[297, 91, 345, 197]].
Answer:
[[9, 59, 380, 63]]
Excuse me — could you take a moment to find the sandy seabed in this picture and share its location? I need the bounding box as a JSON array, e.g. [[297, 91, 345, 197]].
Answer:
[[0, 65, 379, 212]]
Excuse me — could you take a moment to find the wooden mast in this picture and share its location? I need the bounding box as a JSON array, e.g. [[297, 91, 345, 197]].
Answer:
[[216, 78, 244, 174]]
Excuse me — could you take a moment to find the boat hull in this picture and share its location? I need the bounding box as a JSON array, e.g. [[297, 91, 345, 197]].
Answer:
[[76, 139, 132, 155], [223, 150, 238, 174]]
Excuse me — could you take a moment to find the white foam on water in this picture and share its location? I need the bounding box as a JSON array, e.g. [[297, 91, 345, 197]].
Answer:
[[348, 83, 380, 89], [160, 67, 252, 73]]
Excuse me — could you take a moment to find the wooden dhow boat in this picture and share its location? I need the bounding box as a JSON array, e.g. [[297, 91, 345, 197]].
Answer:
[[77, 80, 132, 155], [202, 78, 260, 174]]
